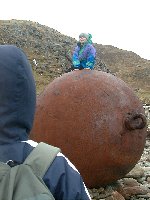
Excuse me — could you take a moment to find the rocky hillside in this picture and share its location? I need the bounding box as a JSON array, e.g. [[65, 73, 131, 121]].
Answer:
[[0, 19, 149, 103]]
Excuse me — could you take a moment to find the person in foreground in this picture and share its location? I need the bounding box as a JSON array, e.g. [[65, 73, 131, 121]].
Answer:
[[72, 33, 96, 70], [0, 45, 91, 200]]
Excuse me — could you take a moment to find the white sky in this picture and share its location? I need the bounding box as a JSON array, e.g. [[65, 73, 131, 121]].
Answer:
[[0, 0, 150, 60]]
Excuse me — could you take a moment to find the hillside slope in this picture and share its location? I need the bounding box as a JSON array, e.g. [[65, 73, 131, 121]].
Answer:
[[0, 19, 149, 103]]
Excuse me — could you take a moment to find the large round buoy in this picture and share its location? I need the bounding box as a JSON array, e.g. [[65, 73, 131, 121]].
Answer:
[[30, 70, 147, 188]]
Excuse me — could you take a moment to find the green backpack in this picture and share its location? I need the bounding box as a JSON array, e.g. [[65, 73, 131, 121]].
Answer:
[[0, 142, 60, 200]]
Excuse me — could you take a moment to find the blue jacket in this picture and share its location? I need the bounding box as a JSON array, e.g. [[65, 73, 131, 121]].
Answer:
[[0, 45, 91, 200], [72, 43, 96, 69]]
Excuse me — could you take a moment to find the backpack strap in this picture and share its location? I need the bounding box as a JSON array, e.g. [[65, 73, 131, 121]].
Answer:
[[24, 142, 60, 178]]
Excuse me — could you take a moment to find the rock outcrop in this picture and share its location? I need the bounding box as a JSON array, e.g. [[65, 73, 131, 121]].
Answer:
[[0, 19, 149, 103]]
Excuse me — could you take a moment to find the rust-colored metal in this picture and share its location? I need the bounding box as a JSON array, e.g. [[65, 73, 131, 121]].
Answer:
[[30, 70, 147, 188]]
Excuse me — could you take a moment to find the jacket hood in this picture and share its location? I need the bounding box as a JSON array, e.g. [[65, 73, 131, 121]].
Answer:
[[0, 45, 36, 144], [78, 33, 93, 45]]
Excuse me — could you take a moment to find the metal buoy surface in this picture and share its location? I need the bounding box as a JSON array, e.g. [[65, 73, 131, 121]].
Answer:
[[30, 70, 147, 188]]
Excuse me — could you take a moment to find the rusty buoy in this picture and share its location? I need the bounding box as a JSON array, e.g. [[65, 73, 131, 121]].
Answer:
[[30, 70, 147, 188]]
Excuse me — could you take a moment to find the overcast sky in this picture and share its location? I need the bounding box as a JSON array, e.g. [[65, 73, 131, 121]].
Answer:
[[0, 0, 150, 60]]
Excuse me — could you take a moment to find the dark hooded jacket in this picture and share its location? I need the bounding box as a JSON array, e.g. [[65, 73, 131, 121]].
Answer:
[[0, 45, 91, 200]]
